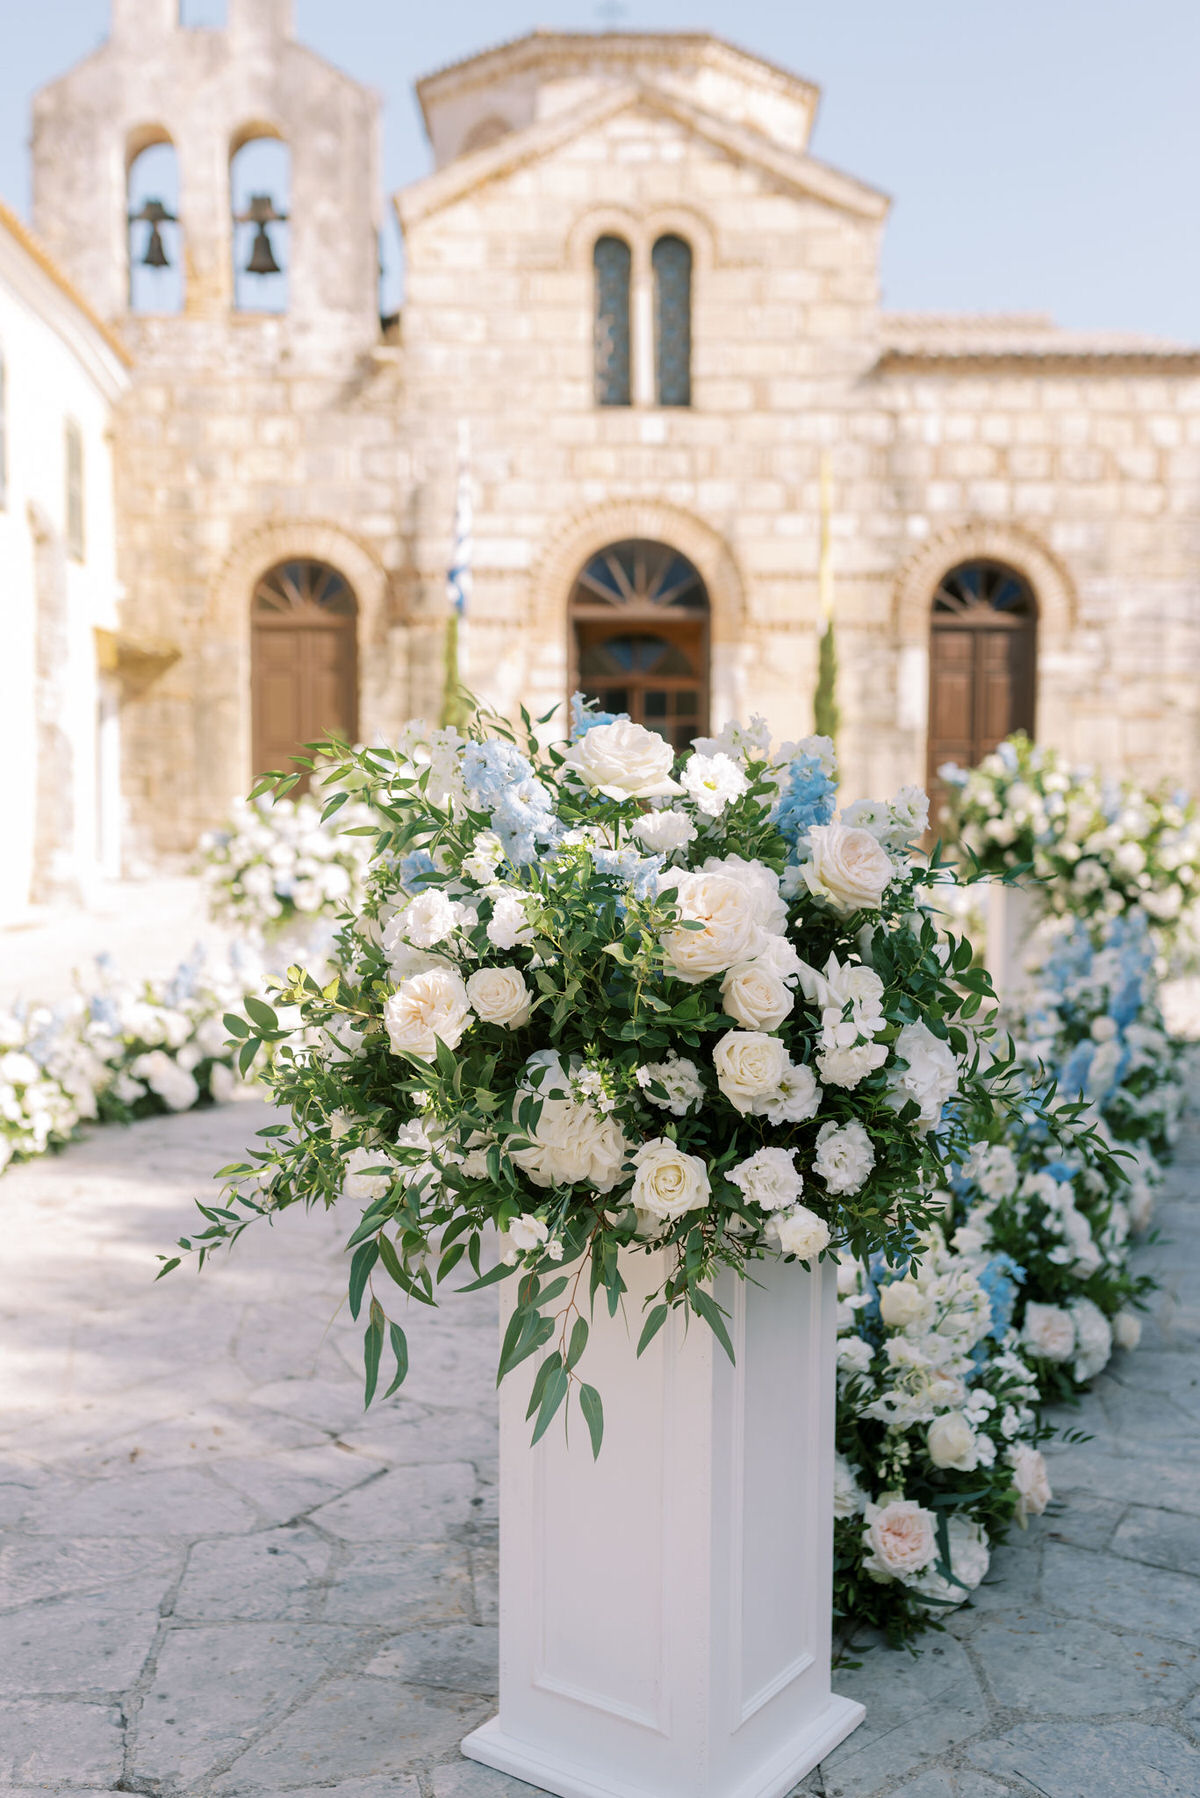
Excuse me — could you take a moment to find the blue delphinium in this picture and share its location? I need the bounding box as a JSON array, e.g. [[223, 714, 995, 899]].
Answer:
[[398, 850, 438, 892], [569, 693, 629, 741], [977, 1253, 1025, 1341], [774, 750, 836, 850]]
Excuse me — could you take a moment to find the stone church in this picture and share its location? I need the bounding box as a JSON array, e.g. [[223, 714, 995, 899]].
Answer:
[[26, 0, 1200, 870]]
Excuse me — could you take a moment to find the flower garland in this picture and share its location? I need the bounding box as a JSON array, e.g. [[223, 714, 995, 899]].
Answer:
[[198, 784, 375, 941]]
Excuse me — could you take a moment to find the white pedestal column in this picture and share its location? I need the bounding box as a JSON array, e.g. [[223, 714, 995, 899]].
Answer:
[[461, 1252, 864, 1798], [985, 879, 1038, 1009]]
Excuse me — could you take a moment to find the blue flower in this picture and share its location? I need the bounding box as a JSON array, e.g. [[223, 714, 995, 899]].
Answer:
[[978, 1253, 1025, 1342], [1059, 1040, 1095, 1097], [462, 740, 536, 809], [569, 692, 629, 741], [774, 752, 836, 848], [398, 850, 438, 892]]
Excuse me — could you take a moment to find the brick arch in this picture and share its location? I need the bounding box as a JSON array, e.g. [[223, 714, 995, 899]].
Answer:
[[565, 205, 716, 274], [893, 520, 1076, 643]]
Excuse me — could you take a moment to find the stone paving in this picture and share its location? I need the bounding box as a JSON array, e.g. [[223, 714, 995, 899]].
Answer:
[[0, 1092, 1198, 1798]]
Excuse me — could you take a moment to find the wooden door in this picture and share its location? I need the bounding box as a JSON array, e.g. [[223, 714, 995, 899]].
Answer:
[[251, 560, 358, 786], [926, 561, 1036, 826]]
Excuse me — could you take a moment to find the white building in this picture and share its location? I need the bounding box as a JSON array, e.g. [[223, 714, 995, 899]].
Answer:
[[0, 200, 130, 922]]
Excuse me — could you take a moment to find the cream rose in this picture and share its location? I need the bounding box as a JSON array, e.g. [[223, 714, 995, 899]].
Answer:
[[861, 1497, 939, 1584], [721, 961, 794, 1031], [1021, 1301, 1075, 1363], [713, 1030, 791, 1115], [563, 719, 682, 801], [661, 872, 764, 983], [766, 1203, 831, 1260], [927, 1411, 980, 1472], [802, 823, 894, 915], [384, 967, 473, 1061], [631, 1137, 711, 1220], [1008, 1443, 1053, 1522], [466, 967, 533, 1029], [879, 1278, 929, 1331]]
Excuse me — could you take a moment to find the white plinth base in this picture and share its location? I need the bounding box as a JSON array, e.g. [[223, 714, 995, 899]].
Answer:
[[462, 1693, 865, 1798], [463, 1250, 863, 1798], [986, 879, 1037, 1007]]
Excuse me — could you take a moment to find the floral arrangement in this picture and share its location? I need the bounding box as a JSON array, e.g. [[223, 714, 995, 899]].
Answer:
[[198, 785, 375, 941], [941, 734, 1200, 952], [170, 700, 1053, 1465]]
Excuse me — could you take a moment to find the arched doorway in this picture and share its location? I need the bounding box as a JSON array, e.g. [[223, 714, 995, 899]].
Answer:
[[926, 559, 1037, 804], [251, 559, 358, 784], [568, 540, 709, 749]]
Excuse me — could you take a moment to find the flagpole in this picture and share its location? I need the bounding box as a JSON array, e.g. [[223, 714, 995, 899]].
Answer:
[[813, 448, 839, 746], [442, 419, 472, 729]]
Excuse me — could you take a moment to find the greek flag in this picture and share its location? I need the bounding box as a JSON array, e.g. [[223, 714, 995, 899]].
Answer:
[[446, 420, 473, 617]]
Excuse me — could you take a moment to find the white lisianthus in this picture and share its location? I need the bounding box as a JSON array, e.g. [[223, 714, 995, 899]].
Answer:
[[818, 1039, 889, 1089], [466, 967, 533, 1029], [636, 1052, 705, 1116], [1069, 1297, 1113, 1382], [562, 719, 683, 801], [728, 1145, 804, 1211], [713, 1031, 791, 1116], [660, 871, 764, 983], [861, 1497, 939, 1585], [812, 1119, 876, 1195], [721, 961, 794, 1032], [926, 1411, 980, 1471], [1008, 1443, 1053, 1522], [763, 1061, 822, 1125], [681, 752, 749, 817], [631, 809, 696, 854], [765, 1203, 830, 1260], [878, 1278, 929, 1331], [631, 1137, 711, 1220], [833, 1454, 867, 1519], [388, 889, 466, 950], [342, 1144, 393, 1202], [887, 1021, 959, 1129], [499, 1213, 550, 1265], [485, 888, 537, 951], [802, 823, 894, 915], [462, 830, 505, 883], [384, 968, 474, 1061], [798, 953, 887, 1039], [1021, 1301, 1075, 1363]]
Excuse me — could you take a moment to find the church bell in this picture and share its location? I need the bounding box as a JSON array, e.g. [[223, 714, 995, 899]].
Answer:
[[238, 192, 287, 276], [130, 198, 175, 269]]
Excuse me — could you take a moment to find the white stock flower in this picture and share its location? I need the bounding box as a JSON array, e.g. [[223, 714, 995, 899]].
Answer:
[[713, 1031, 790, 1115], [813, 1120, 876, 1196], [465, 967, 533, 1029], [818, 1039, 889, 1089], [499, 1213, 549, 1265], [636, 1052, 705, 1116], [802, 823, 894, 915], [1022, 1301, 1076, 1363], [681, 752, 749, 817], [563, 720, 682, 801], [927, 1411, 980, 1471], [1070, 1297, 1113, 1382], [728, 1146, 803, 1211], [834, 1454, 867, 1519], [861, 1498, 939, 1585], [721, 961, 794, 1031], [631, 1138, 711, 1220], [887, 1022, 959, 1129], [838, 1335, 874, 1375], [765, 1203, 830, 1260], [631, 809, 696, 854], [1008, 1443, 1053, 1522], [661, 872, 764, 984], [384, 968, 473, 1061]]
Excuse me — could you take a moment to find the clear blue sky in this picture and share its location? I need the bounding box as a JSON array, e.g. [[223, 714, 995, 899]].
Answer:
[[3, 0, 1197, 339]]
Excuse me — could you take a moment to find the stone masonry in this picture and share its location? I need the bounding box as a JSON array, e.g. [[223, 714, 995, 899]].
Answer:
[[28, 7, 1200, 863]]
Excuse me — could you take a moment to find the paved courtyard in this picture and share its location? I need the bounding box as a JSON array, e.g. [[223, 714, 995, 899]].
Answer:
[[0, 1091, 1198, 1798]]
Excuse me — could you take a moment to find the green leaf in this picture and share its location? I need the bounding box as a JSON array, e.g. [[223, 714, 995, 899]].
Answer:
[[457, 1262, 515, 1293], [348, 1240, 379, 1320], [525, 1349, 563, 1420], [155, 1256, 181, 1279], [382, 1321, 409, 1398], [565, 1315, 589, 1371], [530, 1363, 569, 1445], [223, 1012, 250, 1038], [363, 1299, 385, 1407], [578, 1382, 604, 1459], [692, 1287, 736, 1365], [237, 1037, 260, 1078], [636, 1303, 669, 1357], [498, 1301, 533, 1385], [244, 994, 279, 1031]]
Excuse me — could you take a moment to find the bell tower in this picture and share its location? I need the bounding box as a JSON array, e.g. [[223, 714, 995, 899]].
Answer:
[[31, 0, 380, 347]]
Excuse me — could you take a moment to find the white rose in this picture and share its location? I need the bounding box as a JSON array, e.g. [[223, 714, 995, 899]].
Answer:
[[700, 854, 790, 936], [1070, 1297, 1113, 1382], [343, 1145, 392, 1202], [1022, 1301, 1076, 1363], [833, 1454, 867, 1519], [728, 1146, 803, 1211], [927, 1411, 980, 1471], [563, 719, 682, 801], [661, 872, 764, 983], [878, 1278, 929, 1331], [713, 1030, 791, 1116], [384, 968, 473, 1061], [887, 1021, 959, 1129], [861, 1497, 939, 1584], [1008, 1443, 1053, 1522], [509, 1056, 629, 1192], [631, 1137, 711, 1220], [680, 751, 749, 817], [813, 1119, 876, 1196], [1113, 1308, 1142, 1351], [499, 1212, 549, 1265], [802, 823, 894, 915], [465, 967, 532, 1029], [721, 961, 794, 1031], [766, 1203, 830, 1260], [632, 809, 696, 854]]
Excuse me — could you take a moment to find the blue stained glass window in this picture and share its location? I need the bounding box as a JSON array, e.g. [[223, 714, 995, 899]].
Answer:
[[652, 235, 692, 408], [593, 236, 631, 407]]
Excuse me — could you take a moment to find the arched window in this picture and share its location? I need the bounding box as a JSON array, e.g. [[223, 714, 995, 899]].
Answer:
[[231, 133, 290, 314], [569, 539, 709, 748], [127, 134, 183, 315], [594, 237, 632, 407], [251, 559, 358, 784], [926, 559, 1037, 805], [652, 235, 692, 408]]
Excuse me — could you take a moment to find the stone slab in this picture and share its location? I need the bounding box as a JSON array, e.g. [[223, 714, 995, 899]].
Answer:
[[969, 1612, 1199, 1714], [173, 1523, 333, 1620], [366, 1623, 499, 1693], [969, 1719, 1200, 1797], [0, 1698, 124, 1785], [1042, 1541, 1200, 1645]]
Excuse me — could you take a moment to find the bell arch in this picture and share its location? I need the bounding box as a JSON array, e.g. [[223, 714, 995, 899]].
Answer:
[[230, 127, 290, 313], [127, 128, 183, 314]]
